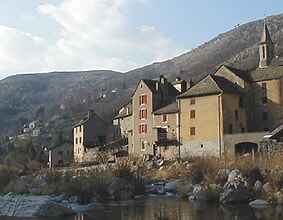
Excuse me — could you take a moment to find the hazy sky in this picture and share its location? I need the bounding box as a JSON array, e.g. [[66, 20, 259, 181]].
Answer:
[[0, 0, 282, 79]]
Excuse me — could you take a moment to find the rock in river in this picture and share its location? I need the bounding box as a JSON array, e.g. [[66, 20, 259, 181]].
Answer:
[[220, 169, 253, 204], [0, 194, 75, 218]]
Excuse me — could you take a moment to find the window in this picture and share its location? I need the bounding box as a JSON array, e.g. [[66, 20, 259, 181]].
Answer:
[[139, 109, 147, 119], [141, 141, 146, 151], [139, 95, 147, 105], [262, 46, 266, 59], [262, 112, 268, 121], [190, 110, 196, 119], [79, 126, 82, 132], [139, 124, 147, 134], [162, 114, 167, 122], [79, 137, 82, 144], [200, 144, 204, 148], [190, 127, 196, 136], [75, 138, 78, 144], [235, 110, 239, 121], [190, 98, 196, 105], [229, 124, 233, 134]]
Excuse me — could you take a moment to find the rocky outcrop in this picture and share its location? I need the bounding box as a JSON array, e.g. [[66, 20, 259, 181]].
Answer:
[[249, 199, 269, 209], [0, 194, 95, 218], [220, 169, 253, 204]]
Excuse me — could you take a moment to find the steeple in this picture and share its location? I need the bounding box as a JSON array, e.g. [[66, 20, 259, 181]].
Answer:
[[259, 20, 274, 68]]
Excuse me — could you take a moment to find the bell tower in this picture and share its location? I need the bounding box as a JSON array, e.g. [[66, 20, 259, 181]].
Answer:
[[259, 21, 274, 68]]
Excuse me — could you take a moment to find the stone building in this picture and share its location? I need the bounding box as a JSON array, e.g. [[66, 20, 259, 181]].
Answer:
[[46, 143, 73, 168], [114, 22, 283, 159], [153, 101, 180, 159], [114, 75, 182, 158], [73, 110, 108, 163], [177, 22, 280, 157]]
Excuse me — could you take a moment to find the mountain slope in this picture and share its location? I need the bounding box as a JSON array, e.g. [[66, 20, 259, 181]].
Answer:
[[1, 14, 283, 137]]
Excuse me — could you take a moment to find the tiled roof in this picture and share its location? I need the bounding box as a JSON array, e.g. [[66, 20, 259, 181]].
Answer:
[[223, 65, 251, 81], [178, 75, 222, 98], [143, 79, 158, 93], [178, 75, 242, 99], [142, 78, 179, 97], [154, 102, 178, 115], [249, 60, 283, 82], [212, 75, 243, 94]]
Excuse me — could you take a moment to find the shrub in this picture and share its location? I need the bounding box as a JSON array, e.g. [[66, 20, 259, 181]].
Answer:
[[0, 165, 21, 192]]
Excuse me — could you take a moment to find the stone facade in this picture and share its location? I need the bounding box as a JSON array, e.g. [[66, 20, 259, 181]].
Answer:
[[113, 23, 283, 160], [73, 110, 108, 163]]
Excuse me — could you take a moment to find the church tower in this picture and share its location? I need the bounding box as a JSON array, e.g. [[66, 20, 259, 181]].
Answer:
[[259, 21, 274, 68]]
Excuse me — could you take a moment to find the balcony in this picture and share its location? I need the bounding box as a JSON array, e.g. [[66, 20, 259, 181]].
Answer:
[[155, 128, 179, 146]]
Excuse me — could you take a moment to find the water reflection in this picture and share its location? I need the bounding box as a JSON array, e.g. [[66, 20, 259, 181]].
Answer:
[[0, 197, 282, 220], [83, 197, 283, 220]]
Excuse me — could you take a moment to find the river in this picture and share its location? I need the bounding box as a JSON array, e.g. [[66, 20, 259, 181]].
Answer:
[[0, 197, 282, 220]]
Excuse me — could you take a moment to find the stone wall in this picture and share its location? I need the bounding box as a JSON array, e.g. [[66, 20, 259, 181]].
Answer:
[[180, 139, 220, 158], [223, 132, 267, 157]]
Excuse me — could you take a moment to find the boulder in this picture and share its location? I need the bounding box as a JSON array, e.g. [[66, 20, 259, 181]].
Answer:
[[254, 180, 263, 193], [0, 195, 75, 217], [35, 202, 75, 217], [262, 182, 273, 194], [220, 170, 253, 204], [227, 169, 242, 182], [190, 184, 208, 201], [249, 199, 269, 209]]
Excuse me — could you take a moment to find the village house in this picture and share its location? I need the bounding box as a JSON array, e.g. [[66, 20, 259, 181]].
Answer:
[[73, 110, 108, 163], [177, 22, 283, 158], [45, 143, 73, 168], [114, 75, 186, 159], [114, 22, 283, 160]]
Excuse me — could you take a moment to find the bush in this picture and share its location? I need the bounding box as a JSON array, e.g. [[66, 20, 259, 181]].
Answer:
[[0, 165, 21, 192]]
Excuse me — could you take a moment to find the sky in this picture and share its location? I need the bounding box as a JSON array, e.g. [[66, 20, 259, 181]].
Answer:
[[0, 0, 283, 80]]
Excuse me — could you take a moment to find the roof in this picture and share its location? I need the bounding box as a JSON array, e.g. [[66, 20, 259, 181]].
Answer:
[[143, 79, 158, 93], [261, 22, 273, 44], [73, 111, 106, 128], [154, 102, 179, 115], [114, 102, 132, 119], [212, 75, 243, 94], [178, 75, 242, 99], [222, 65, 251, 81], [73, 117, 89, 128], [249, 59, 283, 82]]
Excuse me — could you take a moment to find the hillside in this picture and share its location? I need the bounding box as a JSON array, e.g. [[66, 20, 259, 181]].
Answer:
[[1, 14, 283, 137]]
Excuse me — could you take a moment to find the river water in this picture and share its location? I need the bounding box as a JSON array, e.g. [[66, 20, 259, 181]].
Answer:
[[1, 197, 282, 220]]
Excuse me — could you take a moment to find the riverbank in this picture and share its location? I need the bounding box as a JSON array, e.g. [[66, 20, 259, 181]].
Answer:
[[0, 155, 283, 217]]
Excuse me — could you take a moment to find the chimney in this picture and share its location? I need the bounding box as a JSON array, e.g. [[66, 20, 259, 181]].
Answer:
[[160, 75, 167, 84], [189, 79, 194, 88], [88, 110, 95, 119]]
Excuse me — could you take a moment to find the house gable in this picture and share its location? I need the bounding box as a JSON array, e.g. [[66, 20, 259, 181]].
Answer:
[[214, 65, 248, 88]]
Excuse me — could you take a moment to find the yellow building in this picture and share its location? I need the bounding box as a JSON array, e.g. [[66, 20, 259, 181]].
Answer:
[[177, 22, 281, 158]]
